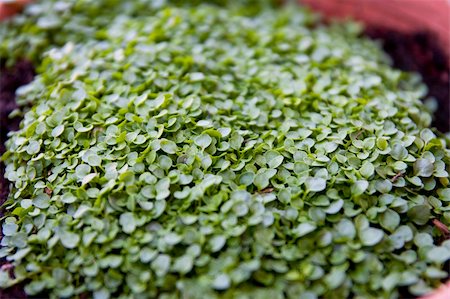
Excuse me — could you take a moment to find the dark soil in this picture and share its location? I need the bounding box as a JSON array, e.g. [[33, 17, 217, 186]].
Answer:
[[366, 28, 450, 132], [0, 29, 448, 299], [0, 59, 34, 299], [1, 60, 34, 208]]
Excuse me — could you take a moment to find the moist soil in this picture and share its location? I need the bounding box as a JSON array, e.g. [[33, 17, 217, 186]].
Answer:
[[366, 28, 450, 133], [0, 59, 34, 299], [1, 60, 34, 210], [0, 28, 449, 298]]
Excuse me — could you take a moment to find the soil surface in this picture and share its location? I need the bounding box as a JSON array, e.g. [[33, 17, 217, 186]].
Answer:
[[366, 28, 450, 133], [0, 29, 448, 298], [0, 60, 34, 299], [0, 60, 34, 208]]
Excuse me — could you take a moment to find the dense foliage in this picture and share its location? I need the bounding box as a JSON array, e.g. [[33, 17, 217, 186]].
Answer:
[[1, 1, 450, 298]]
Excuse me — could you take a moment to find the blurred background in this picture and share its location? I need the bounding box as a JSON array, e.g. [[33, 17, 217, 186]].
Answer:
[[2, 0, 448, 131], [0, 1, 449, 299]]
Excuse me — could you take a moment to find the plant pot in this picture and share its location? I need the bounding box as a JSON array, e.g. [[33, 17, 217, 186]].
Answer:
[[300, 1, 450, 298], [0, 0, 32, 21], [0, 1, 449, 298], [300, 0, 450, 133], [299, 0, 449, 56]]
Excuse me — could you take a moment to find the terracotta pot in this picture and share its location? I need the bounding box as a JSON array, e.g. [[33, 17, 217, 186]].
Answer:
[[299, 0, 449, 62], [1, 1, 449, 60], [0, 0, 32, 20], [0, 1, 449, 298], [299, 1, 450, 297]]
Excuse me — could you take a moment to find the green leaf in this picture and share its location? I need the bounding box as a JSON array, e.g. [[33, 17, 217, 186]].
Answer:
[[20, 199, 33, 209], [324, 268, 346, 289], [254, 173, 270, 190], [218, 127, 231, 138], [359, 162, 375, 178], [82, 173, 97, 186], [390, 225, 414, 249], [73, 88, 87, 101], [413, 158, 434, 177], [229, 132, 244, 150], [26, 140, 41, 155], [172, 255, 194, 274], [140, 248, 157, 263], [0, 270, 13, 288], [209, 235, 227, 252], [156, 178, 170, 200], [61, 193, 77, 204], [305, 177, 326, 192], [427, 246, 450, 263], [359, 227, 384, 246], [407, 205, 431, 225], [265, 151, 284, 169], [379, 209, 400, 232], [2, 222, 18, 237], [425, 267, 448, 279], [60, 231, 81, 249], [73, 205, 91, 219], [325, 199, 343, 214], [375, 179, 392, 194], [75, 164, 91, 179], [414, 233, 434, 247], [239, 172, 254, 186], [212, 273, 231, 290], [119, 213, 136, 234], [420, 128, 436, 143], [151, 254, 171, 277], [160, 139, 178, 154], [382, 273, 400, 291], [194, 134, 212, 149], [390, 144, 408, 160], [87, 154, 102, 167], [34, 193, 50, 209], [351, 180, 368, 196], [293, 222, 317, 237], [190, 72, 205, 81], [196, 120, 213, 128], [334, 219, 356, 240], [51, 125, 65, 137], [93, 289, 110, 299]]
